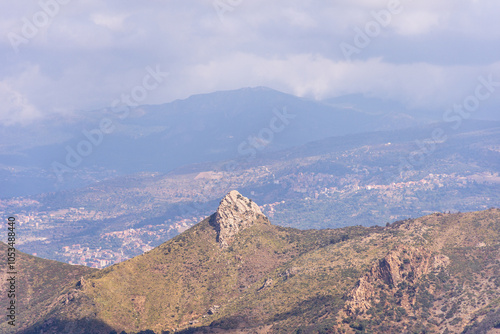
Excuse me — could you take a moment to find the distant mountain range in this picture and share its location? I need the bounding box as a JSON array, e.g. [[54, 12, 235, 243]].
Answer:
[[0, 87, 427, 197], [2, 191, 499, 333]]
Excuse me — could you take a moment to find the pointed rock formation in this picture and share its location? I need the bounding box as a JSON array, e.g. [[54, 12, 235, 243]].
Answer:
[[212, 190, 269, 248]]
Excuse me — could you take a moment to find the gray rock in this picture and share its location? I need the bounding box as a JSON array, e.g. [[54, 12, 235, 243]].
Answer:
[[212, 190, 269, 248]]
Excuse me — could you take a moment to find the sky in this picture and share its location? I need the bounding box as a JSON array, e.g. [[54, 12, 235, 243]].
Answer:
[[1, 0, 500, 125]]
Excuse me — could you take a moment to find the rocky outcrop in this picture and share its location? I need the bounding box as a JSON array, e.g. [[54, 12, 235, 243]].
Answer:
[[211, 190, 269, 248], [278, 267, 300, 281], [345, 245, 450, 315], [258, 278, 273, 291]]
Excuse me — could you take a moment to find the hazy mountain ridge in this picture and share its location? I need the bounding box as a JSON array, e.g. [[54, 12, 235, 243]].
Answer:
[[0, 87, 426, 198], [5, 191, 500, 333]]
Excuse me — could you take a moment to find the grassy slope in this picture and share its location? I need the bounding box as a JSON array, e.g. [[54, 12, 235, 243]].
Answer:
[[19, 208, 500, 334], [77, 215, 371, 333], [185, 209, 500, 333], [0, 241, 97, 332]]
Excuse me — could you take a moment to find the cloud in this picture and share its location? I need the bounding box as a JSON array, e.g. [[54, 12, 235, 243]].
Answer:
[[183, 53, 500, 110], [0, 0, 499, 125], [392, 10, 441, 35], [0, 81, 41, 125], [91, 13, 129, 31]]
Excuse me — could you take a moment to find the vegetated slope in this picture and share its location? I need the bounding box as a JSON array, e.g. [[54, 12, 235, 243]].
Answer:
[[19, 192, 500, 334], [187, 207, 500, 334], [0, 242, 97, 333], [19, 191, 370, 333]]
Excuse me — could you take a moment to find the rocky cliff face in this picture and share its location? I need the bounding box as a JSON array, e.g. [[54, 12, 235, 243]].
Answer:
[[212, 190, 269, 248], [344, 245, 450, 315]]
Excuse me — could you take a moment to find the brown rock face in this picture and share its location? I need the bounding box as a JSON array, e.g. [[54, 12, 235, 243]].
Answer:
[[345, 245, 450, 315], [212, 190, 269, 248]]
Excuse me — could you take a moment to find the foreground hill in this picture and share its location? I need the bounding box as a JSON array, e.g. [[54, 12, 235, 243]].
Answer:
[[9, 191, 500, 333], [0, 242, 97, 333]]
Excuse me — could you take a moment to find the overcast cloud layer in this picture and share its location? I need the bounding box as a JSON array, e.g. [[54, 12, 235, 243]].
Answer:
[[1, 0, 499, 125]]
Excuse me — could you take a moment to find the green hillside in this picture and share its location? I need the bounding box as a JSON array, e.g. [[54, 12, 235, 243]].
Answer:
[[0, 242, 97, 333], [11, 191, 500, 334]]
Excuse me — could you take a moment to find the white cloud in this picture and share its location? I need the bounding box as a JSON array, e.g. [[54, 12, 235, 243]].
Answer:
[[0, 81, 41, 125], [91, 13, 129, 31], [183, 53, 500, 111], [392, 11, 441, 35], [282, 8, 316, 28], [0, 0, 499, 125]]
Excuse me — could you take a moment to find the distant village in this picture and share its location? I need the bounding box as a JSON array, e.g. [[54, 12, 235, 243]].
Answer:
[[1, 170, 497, 268]]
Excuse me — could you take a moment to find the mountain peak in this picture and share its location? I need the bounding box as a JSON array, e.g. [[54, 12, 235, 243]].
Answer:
[[212, 190, 269, 248]]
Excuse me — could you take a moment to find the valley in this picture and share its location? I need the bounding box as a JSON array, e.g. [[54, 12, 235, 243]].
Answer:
[[2, 122, 499, 267]]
